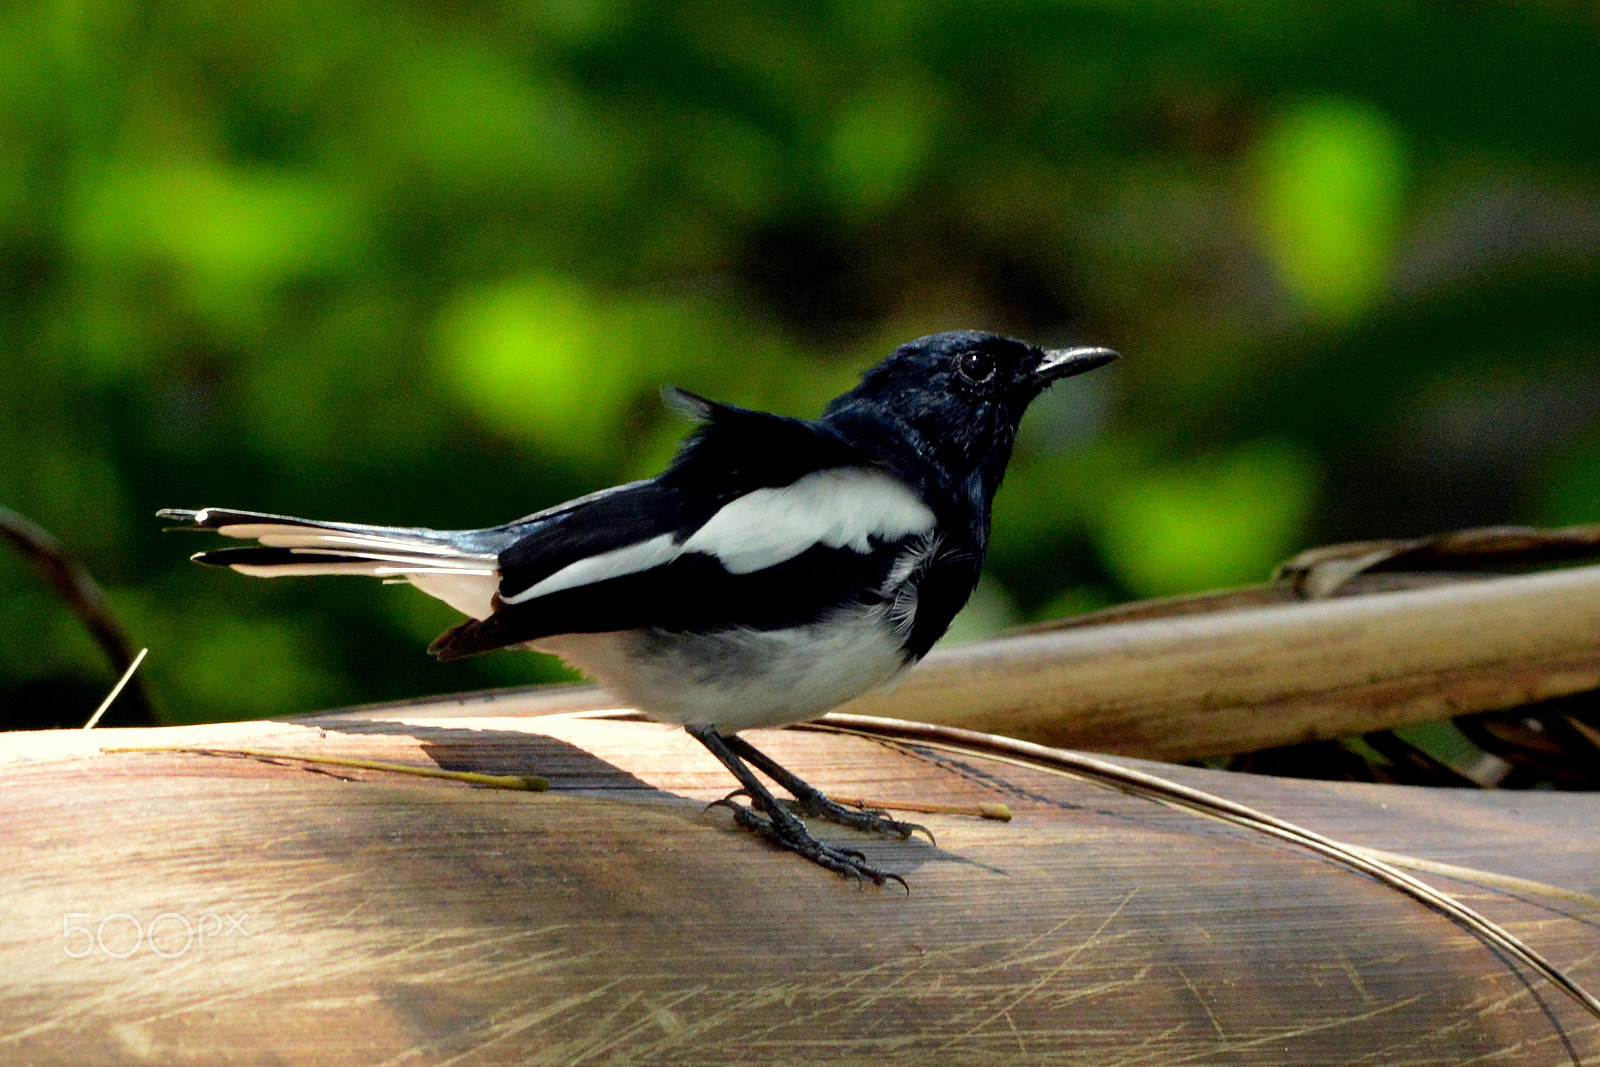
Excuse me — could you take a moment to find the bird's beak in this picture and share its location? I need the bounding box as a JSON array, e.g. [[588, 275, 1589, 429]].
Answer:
[[1033, 346, 1119, 385]]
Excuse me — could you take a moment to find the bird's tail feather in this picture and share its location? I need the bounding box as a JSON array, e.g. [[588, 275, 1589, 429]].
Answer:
[[158, 508, 483, 552], [157, 508, 501, 617]]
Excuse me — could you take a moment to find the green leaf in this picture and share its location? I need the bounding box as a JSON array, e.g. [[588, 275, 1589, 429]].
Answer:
[[1257, 98, 1407, 319], [1098, 442, 1317, 598]]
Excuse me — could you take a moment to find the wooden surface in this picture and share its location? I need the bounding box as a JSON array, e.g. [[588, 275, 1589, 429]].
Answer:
[[1, 712, 1596, 1065]]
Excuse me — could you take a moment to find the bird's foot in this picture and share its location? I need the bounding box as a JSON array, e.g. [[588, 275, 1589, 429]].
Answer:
[[709, 794, 908, 890], [781, 788, 935, 845]]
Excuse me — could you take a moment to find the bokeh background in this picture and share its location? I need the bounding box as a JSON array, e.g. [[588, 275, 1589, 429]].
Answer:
[[3, 1, 1599, 728]]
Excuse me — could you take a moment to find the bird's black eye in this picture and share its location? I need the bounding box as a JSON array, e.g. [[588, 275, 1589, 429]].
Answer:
[[955, 350, 996, 385]]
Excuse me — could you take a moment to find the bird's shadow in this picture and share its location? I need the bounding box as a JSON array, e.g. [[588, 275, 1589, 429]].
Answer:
[[283, 715, 990, 878]]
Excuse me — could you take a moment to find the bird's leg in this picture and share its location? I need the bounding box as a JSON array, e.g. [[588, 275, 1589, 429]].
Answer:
[[686, 724, 906, 888], [721, 733, 933, 844]]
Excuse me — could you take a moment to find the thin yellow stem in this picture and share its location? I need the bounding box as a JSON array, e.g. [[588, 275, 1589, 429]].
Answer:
[[102, 745, 549, 792]]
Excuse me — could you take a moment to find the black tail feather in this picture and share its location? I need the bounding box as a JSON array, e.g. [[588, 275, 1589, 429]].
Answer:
[[427, 615, 519, 661], [191, 547, 370, 568]]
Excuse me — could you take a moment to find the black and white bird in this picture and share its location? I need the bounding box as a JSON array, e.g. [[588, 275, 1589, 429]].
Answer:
[[160, 330, 1117, 885]]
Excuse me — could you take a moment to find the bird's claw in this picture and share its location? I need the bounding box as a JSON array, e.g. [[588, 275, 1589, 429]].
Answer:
[[705, 788, 752, 815], [723, 802, 905, 891], [782, 794, 936, 847]]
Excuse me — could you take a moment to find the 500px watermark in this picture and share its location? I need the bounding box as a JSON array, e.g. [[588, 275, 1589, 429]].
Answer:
[[62, 912, 250, 959]]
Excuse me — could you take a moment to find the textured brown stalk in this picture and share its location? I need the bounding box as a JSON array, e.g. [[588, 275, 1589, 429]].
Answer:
[[2, 712, 1595, 1065], [0, 506, 156, 725]]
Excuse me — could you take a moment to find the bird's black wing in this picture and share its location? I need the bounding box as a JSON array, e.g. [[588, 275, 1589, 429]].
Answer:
[[430, 398, 937, 660]]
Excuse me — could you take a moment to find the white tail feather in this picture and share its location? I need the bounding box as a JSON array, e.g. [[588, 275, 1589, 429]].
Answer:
[[215, 523, 493, 559], [212, 520, 502, 619], [407, 572, 499, 619], [267, 548, 497, 572], [229, 562, 391, 578], [226, 559, 500, 619]]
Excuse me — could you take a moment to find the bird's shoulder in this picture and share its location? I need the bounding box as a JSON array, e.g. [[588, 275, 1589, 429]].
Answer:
[[657, 389, 882, 493]]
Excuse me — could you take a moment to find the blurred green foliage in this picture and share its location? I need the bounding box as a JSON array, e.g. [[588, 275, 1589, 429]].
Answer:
[[2, 0, 1598, 727]]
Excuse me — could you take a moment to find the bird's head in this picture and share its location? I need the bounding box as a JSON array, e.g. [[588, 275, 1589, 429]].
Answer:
[[824, 330, 1118, 502]]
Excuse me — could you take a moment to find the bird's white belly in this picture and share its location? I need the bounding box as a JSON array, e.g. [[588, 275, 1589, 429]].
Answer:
[[532, 607, 910, 733]]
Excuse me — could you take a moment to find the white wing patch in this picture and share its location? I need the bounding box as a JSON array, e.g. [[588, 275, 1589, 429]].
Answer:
[[682, 468, 934, 574], [499, 467, 934, 606], [501, 533, 679, 605]]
